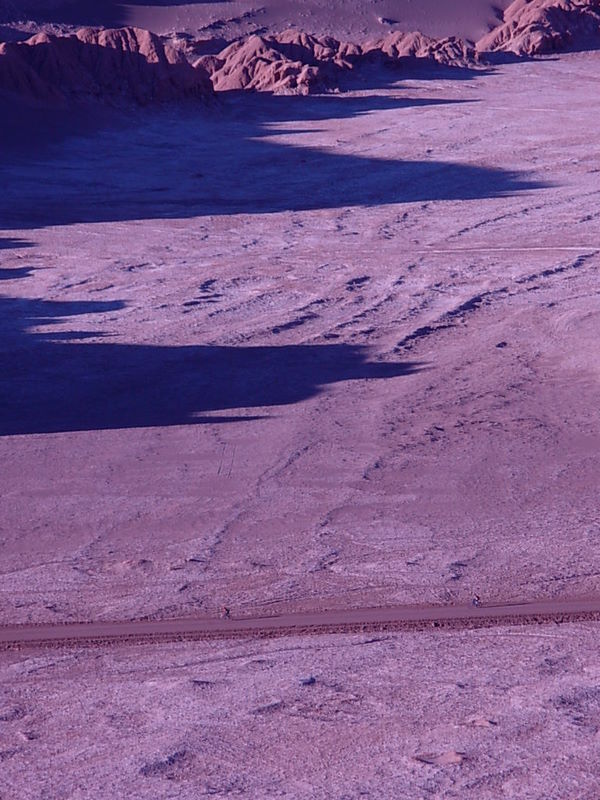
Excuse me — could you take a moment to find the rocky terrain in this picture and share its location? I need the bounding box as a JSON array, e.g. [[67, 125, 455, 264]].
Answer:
[[1, 1, 599, 102], [0, 25, 213, 103], [0, 25, 480, 102], [478, 0, 600, 55], [195, 30, 478, 94]]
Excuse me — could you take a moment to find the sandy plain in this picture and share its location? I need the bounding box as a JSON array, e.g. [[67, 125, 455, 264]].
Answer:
[[3, 625, 600, 797], [2, 53, 599, 625], [1, 10, 600, 797]]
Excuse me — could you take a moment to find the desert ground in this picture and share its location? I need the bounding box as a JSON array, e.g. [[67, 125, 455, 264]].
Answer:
[[1, 0, 600, 796], [4, 624, 600, 798]]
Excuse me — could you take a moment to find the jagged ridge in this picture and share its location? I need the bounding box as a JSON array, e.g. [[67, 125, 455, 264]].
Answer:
[[194, 29, 478, 95], [477, 0, 600, 55], [0, 26, 214, 104], [2, 2, 600, 104]]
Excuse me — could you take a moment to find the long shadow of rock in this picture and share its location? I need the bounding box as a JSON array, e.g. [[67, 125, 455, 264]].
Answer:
[[0, 265, 34, 278], [0, 237, 32, 250], [0, 292, 423, 435], [336, 57, 494, 92], [0, 91, 546, 229]]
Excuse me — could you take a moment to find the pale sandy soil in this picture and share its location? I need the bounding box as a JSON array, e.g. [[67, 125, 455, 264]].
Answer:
[[1, 53, 599, 626], [2, 625, 600, 798]]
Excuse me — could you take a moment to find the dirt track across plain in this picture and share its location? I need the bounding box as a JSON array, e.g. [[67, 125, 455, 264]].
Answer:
[[3, 597, 600, 649]]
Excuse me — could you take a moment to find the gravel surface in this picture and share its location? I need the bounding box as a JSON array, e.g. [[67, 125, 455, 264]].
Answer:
[[2, 625, 600, 798]]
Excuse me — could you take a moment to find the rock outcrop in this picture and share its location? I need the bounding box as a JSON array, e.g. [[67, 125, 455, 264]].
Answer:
[[365, 31, 478, 68], [0, 26, 214, 104], [3, 3, 600, 105], [195, 29, 479, 95], [195, 31, 369, 94], [477, 0, 600, 55]]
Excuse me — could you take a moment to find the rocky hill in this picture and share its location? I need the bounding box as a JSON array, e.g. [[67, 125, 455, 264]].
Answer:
[[477, 0, 600, 55], [0, 25, 214, 104]]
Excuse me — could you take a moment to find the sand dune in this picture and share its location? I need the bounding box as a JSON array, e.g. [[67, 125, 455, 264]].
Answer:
[[1, 0, 513, 40]]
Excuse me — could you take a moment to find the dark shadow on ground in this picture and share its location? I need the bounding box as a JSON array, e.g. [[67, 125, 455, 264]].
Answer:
[[0, 290, 423, 435], [339, 57, 494, 92], [0, 91, 546, 229], [0, 237, 33, 250], [0, 266, 35, 279]]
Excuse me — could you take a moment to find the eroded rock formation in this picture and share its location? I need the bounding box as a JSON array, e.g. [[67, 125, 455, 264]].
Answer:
[[195, 29, 478, 95], [477, 0, 600, 55], [0, 26, 214, 103]]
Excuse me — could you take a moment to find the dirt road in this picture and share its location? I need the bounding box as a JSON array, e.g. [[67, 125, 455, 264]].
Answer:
[[3, 598, 600, 649]]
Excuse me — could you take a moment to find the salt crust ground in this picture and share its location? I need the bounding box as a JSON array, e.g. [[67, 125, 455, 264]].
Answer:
[[2, 624, 600, 798], [1, 52, 599, 625]]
